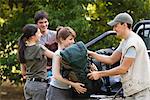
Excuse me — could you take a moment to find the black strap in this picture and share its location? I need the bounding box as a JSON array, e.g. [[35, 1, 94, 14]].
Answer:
[[29, 78, 48, 83]]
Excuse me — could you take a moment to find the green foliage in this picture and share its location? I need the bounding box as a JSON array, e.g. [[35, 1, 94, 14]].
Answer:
[[105, 0, 150, 23], [0, 0, 150, 85], [0, 0, 42, 85], [41, 0, 92, 43]]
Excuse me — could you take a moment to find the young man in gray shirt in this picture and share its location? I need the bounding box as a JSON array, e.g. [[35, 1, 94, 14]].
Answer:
[[34, 10, 57, 82]]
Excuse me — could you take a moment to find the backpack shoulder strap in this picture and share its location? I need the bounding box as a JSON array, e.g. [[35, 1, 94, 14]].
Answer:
[[61, 60, 72, 70]]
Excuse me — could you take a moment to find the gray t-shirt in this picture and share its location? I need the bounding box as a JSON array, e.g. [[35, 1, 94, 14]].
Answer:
[[50, 50, 70, 89], [25, 44, 48, 79], [125, 46, 136, 58], [39, 30, 57, 66], [117, 45, 136, 58], [39, 30, 56, 45]]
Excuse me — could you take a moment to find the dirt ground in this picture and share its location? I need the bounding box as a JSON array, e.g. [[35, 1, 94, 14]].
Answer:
[[0, 80, 24, 100], [0, 80, 124, 100]]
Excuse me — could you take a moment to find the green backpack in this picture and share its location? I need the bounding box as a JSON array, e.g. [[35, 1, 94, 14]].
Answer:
[[60, 41, 102, 98]]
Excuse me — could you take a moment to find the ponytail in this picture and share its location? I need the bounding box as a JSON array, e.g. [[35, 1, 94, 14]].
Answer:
[[18, 35, 26, 63], [18, 24, 38, 63]]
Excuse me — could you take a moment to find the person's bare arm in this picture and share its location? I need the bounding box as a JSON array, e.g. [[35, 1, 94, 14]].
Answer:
[[87, 57, 135, 80], [52, 54, 87, 94], [88, 50, 121, 65], [20, 63, 26, 79], [44, 49, 54, 58]]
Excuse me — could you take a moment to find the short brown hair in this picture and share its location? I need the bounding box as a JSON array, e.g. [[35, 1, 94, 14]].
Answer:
[[56, 26, 76, 43]]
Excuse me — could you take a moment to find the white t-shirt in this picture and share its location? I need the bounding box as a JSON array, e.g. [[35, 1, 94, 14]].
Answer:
[[50, 50, 70, 89]]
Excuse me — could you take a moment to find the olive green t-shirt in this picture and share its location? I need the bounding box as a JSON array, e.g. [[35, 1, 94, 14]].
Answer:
[[25, 44, 48, 79]]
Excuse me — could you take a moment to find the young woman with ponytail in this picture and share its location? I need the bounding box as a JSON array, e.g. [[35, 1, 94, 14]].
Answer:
[[18, 24, 53, 100]]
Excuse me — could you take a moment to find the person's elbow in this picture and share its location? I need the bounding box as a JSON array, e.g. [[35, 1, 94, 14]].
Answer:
[[108, 61, 115, 65], [107, 59, 117, 65], [119, 66, 129, 74], [109, 57, 120, 65], [53, 73, 62, 80]]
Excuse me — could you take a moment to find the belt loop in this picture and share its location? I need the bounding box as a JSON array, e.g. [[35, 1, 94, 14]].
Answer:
[[41, 78, 44, 82], [32, 78, 35, 81]]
